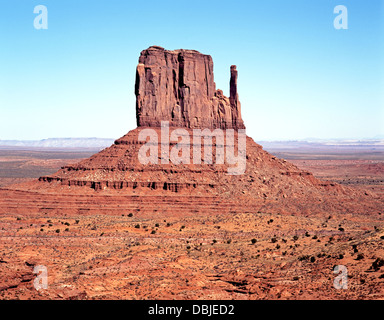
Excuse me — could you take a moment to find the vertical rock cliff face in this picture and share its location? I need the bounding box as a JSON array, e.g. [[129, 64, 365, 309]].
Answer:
[[135, 46, 245, 130]]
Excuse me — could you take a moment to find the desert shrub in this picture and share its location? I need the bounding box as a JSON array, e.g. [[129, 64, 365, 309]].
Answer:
[[371, 258, 384, 271], [271, 237, 277, 243], [134, 224, 140, 229], [356, 253, 364, 260], [251, 239, 257, 244], [293, 235, 299, 241], [128, 213, 133, 217], [298, 255, 310, 261], [151, 230, 156, 234], [155, 223, 159, 228], [55, 229, 60, 233]]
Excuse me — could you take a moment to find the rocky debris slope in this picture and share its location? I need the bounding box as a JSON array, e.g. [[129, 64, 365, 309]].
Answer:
[[29, 127, 380, 215]]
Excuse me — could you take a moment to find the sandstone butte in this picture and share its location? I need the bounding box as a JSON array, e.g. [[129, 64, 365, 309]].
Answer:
[[2, 45, 377, 216]]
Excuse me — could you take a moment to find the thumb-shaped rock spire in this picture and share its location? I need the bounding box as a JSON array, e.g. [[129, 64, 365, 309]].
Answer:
[[229, 65, 242, 127]]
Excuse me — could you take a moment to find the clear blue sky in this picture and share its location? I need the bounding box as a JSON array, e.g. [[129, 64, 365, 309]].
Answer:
[[0, 0, 383, 141]]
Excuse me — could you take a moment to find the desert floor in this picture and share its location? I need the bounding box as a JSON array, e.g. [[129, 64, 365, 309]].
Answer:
[[0, 146, 383, 300]]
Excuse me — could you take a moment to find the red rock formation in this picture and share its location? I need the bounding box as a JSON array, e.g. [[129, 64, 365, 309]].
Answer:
[[135, 46, 245, 130], [26, 46, 381, 216]]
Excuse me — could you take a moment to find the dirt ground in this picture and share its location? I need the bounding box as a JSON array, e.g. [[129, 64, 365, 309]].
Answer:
[[0, 147, 383, 300]]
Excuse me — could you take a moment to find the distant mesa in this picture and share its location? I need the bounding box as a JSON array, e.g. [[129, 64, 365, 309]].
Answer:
[[0, 138, 115, 149], [135, 46, 245, 130]]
